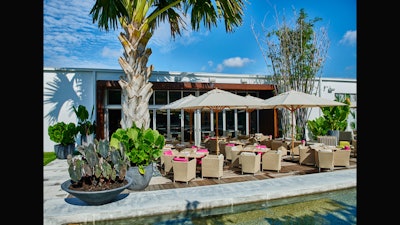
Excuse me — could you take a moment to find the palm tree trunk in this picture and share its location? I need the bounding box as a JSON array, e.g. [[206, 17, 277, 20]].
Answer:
[[117, 23, 154, 129]]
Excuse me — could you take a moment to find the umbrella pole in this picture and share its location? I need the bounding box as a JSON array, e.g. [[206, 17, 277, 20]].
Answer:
[[189, 111, 193, 144], [216, 111, 220, 155], [248, 110, 252, 137], [291, 110, 295, 160]]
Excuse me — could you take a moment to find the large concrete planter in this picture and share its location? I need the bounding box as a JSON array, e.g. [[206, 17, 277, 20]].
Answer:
[[327, 130, 340, 145], [126, 164, 153, 191], [54, 143, 75, 159], [61, 176, 133, 205]]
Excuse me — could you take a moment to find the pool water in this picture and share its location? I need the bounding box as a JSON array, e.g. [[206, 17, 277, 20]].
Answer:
[[89, 187, 356, 225]]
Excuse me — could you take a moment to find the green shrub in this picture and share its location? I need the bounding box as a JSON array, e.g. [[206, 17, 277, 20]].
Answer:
[[48, 122, 78, 146]]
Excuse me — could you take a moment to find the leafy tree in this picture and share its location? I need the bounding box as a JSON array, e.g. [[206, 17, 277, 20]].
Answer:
[[89, 0, 246, 130], [251, 8, 329, 139]]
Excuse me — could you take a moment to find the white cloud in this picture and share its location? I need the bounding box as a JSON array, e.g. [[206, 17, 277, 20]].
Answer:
[[210, 57, 255, 72], [101, 47, 122, 59], [223, 57, 254, 67], [339, 30, 356, 46], [215, 64, 224, 72], [44, 0, 121, 68], [150, 14, 202, 53]]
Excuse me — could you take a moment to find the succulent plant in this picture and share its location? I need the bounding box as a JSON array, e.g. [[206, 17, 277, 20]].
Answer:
[[66, 139, 129, 187]]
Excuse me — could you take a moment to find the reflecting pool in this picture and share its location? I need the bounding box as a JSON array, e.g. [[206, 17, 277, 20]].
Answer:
[[89, 187, 356, 225]]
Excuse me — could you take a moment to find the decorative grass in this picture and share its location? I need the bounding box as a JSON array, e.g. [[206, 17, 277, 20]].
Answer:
[[44, 152, 56, 166]]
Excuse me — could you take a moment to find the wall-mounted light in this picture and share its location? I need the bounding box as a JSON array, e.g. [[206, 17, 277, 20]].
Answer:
[[209, 77, 216, 88], [323, 86, 335, 93]]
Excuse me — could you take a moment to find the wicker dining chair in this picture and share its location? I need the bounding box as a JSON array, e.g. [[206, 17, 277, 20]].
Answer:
[[240, 152, 261, 175], [261, 150, 282, 172], [317, 150, 334, 172], [201, 154, 224, 179], [172, 158, 197, 184]]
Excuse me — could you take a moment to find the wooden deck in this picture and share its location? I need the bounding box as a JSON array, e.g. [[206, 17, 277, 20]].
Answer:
[[128, 157, 357, 193]]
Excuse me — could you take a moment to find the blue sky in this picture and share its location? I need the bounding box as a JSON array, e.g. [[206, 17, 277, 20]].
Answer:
[[44, 0, 356, 79]]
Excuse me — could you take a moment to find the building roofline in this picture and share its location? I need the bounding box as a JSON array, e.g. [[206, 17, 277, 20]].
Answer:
[[43, 67, 356, 82]]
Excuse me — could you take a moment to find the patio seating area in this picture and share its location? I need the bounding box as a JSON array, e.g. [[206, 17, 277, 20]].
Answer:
[[128, 139, 357, 192], [129, 154, 356, 193]]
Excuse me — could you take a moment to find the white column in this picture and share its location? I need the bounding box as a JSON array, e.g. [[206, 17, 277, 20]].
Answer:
[[180, 109, 185, 143], [246, 111, 249, 135], [195, 109, 202, 146], [167, 109, 171, 139], [210, 110, 214, 133], [234, 109, 238, 137], [222, 110, 226, 136]]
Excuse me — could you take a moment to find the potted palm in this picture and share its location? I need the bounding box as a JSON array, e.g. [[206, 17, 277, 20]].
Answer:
[[110, 123, 165, 191], [61, 139, 132, 205], [72, 105, 96, 145], [48, 122, 78, 159]]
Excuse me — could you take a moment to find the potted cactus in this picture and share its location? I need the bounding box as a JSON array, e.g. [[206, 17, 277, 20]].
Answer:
[[61, 139, 132, 205], [48, 122, 78, 159], [110, 123, 165, 191]]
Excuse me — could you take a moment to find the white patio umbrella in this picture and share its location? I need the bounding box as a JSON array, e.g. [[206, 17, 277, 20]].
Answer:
[[260, 90, 347, 157], [180, 88, 253, 155], [160, 94, 197, 144]]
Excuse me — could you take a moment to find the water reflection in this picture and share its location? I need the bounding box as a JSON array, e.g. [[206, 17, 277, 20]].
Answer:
[[85, 188, 356, 225]]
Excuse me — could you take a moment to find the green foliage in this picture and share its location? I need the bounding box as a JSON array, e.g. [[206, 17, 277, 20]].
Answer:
[[48, 122, 78, 146], [110, 123, 165, 174], [307, 117, 330, 139], [66, 139, 129, 185], [349, 110, 356, 130], [72, 105, 96, 136], [262, 8, 329, 139], [295, 125, 304, 140], [43, 152, 56, 166], [307, 96, 351, 139], [320, 96, 351, 130]]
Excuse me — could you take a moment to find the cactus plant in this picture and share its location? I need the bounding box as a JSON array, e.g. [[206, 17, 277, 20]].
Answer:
[[66, 139, 129, 191]]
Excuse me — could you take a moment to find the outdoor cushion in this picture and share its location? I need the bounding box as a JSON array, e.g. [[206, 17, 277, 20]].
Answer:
[[163, 150, 173, 155], [320, 149, 332, 152], [173, 157, 188, 162], [339, 141, 351, 149]]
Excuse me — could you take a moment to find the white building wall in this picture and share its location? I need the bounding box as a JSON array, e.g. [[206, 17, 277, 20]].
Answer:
[[43, 68, 356, 152], [43, 68, 97, 152]]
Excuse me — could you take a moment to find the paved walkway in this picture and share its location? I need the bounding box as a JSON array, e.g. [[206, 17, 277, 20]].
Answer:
[[43, 159, 356, 225]]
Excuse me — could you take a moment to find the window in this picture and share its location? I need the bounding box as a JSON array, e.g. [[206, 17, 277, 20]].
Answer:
[[108, 89, 121, 104], [155, 90, 168, 105]]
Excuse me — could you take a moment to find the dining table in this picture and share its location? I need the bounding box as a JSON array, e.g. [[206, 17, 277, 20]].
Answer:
[[176, 151, 208, 159], [241, 145, 271, 153]]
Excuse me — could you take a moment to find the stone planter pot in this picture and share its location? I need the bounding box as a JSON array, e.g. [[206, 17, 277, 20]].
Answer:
[[126, 164, 154, 191], [54, 143, 75, 159], [327, 130, 340, 145], [61, 176, 133, 205]]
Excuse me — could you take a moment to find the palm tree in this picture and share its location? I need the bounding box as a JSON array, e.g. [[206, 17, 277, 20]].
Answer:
[[89, 0, 246, 129]]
